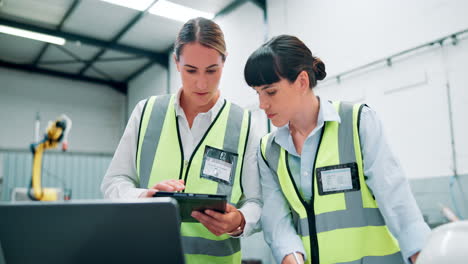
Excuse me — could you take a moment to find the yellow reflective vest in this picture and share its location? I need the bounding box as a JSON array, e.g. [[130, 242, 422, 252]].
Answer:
[[260, 102, 403, 264], [137, 95, 251, 263]]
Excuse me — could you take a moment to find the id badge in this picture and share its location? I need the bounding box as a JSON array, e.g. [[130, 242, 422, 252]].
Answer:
[[200, 146, 238, 185], [316, 162, 360, 195]]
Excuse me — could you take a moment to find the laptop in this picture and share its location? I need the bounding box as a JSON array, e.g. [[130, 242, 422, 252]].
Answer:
[[0, 198, 185, 264]]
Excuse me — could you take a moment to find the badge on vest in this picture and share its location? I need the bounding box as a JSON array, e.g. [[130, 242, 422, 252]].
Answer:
[[200, 146, 238, 185], [316, 162, 360, 195]]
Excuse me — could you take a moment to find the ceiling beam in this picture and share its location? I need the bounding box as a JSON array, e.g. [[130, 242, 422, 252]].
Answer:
[[1, 0, 267, 95], [124, 59, 156, 83], [0, 59, 127, 94], [32, 0, 82, 66], [0, 18, 168, 67], [215, 0, 250, 19], [55, 45, 114, 80], [77, 0, 161, 76], [39, 56, 144, 65], [250, 0, 266, 11]]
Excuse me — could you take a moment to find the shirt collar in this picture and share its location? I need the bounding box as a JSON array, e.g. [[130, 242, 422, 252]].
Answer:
[[174, 89, 224, 122], [274, 97, 341, 153]]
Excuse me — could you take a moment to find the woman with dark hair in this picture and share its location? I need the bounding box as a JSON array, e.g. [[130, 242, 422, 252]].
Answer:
[[102, 17, 261, 263], [244, 35, 430, 264]]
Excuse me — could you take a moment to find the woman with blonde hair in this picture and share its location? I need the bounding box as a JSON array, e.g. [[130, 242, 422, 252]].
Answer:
[[102, 17, 261, 263]]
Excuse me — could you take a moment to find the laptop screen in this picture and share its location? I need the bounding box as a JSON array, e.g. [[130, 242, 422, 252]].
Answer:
[[0, 198, 184, 264]]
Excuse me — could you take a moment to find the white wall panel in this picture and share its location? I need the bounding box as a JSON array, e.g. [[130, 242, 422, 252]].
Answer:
[[216, 2, 265, 108], [169, 53, 181, 93], [128, 63, 168, 117], [0, 68, 126, 153], [445, 36, 468, 175], [268, 0, 468, 76], [315, 42, 466, 179]]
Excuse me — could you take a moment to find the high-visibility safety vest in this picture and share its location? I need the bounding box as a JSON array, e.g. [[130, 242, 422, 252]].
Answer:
[[260, 102, 404, 264], [137, 94, 251, 263]]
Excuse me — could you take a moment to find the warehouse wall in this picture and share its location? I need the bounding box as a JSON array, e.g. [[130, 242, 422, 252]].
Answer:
[[0, 68, 126, 153], [267, 0, 468, 76], [0, 68, 126, 201], [266, 0, 468, 224], [127, 63, 168, 117], [1, 150, 111, 201]]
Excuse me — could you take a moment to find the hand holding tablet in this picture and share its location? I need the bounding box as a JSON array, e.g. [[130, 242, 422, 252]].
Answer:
[[153, 191, 227, 222]]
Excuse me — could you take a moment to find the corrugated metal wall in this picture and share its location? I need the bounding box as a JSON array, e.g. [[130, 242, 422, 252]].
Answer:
[[1, 150, 112, 201]]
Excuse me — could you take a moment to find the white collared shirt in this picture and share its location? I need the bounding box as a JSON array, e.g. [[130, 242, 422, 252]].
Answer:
[[173, 89, 224, 160], [101, 89, 262, 236]]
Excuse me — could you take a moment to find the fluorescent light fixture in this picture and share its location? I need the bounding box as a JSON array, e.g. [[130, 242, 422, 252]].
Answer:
[[100, 0, 155, 11], [0, 25, 66, 45], [149, 0, 214, 22]]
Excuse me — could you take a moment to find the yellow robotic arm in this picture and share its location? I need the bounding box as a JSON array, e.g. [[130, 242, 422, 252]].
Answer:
[[29, 115, 72, 201]]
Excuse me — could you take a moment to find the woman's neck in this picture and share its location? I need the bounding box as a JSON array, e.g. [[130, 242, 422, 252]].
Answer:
[[289, 93, 320, 137], [180, 90, 220, 128]]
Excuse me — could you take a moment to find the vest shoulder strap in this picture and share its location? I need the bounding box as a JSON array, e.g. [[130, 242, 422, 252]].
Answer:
[[136, 94, 174, 186]]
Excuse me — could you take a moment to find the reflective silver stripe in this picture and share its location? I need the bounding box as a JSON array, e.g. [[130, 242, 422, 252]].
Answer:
[[222, 103, 243, 153], [265, 134, 280, 172], [139, 95, 172, 188], [291, 209, 298, 223], [216, 103, 244, 202], [182, 236, 241, 257], [344, 190, 363, 211], [338, 102, 364, 210], [297, 217, 310, 236], [336, 251, 404, 264], [315, 207, 385, 233], [337, 102, 356, 164], [289, 199, 309, 236]]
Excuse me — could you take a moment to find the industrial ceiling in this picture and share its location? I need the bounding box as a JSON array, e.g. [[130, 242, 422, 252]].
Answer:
[[0, 0, 266, 93]]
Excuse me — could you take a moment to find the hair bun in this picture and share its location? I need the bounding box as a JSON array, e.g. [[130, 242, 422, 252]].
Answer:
[[312, 58, 327, 81]]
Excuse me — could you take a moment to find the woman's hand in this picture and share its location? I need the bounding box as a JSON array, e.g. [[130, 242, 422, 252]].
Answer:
[[138, 179, 185, 198], [410, 251, 420, 264], [282, 252, 304, 264], [191, 204, 244, 236]]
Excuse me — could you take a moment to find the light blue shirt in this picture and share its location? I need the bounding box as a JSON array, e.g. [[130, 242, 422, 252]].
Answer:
[[259, 99, 431, 264]]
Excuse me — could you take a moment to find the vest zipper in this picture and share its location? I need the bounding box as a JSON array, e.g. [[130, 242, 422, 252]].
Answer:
[[175, 112, 185, 183], [308, 127, 325, 264], [284, 127, 325, 263], [182, 160, 189, 181]]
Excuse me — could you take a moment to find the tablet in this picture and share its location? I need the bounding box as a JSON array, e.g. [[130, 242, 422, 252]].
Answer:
[[153, 192, 227, 222]]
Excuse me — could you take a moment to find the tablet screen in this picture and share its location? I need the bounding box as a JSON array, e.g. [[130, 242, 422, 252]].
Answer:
[[153, 192, 227, 222]]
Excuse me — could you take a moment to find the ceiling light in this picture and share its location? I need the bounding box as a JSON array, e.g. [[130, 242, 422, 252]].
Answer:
[[100, 0, 155, 11], [149, 0, 214, 22], [0, 25, 66, 45]]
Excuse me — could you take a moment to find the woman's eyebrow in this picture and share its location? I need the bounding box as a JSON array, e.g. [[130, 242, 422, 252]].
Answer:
[[183, 64, 219, 69]]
